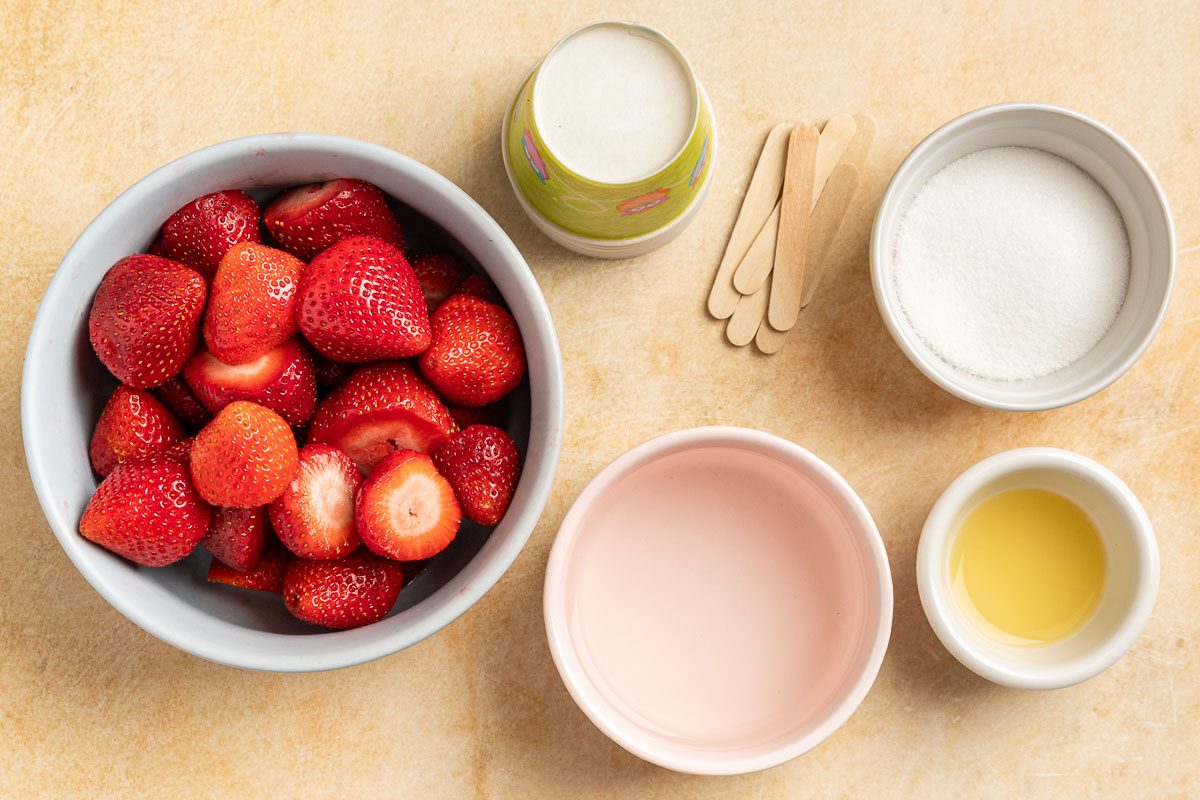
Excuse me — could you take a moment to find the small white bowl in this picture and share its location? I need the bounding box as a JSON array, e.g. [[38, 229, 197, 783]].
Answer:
[[917, 448, 1158, 689], [544, 427, 893, 774], [21, 133, 565, 672], [871, 103, 1175, 411]]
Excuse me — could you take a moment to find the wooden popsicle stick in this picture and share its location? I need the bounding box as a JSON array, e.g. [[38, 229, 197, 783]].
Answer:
[[732, 201, 780, 294], [731, 115, 857, 297], [799, 116, 875, 308], [841, 113, 877, 174], [766, 122, 818, 332], [707, 123, 792, 320], [798, 163, 859, 307], [754, 318, 788, 353], [726, 275, 771, 346], [812, 114, 856, 199]]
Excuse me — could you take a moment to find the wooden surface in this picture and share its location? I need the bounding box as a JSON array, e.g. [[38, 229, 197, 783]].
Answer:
[[2, 1, 1198, 797]]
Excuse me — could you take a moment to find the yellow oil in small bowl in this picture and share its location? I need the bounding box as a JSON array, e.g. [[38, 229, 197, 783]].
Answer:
[[950, 488, 1106, 646]]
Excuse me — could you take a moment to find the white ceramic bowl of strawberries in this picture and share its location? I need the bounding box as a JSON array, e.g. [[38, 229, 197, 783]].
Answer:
[[22, 133, 564, 671]]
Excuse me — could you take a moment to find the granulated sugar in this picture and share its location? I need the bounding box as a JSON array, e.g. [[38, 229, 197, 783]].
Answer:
[[893, 147, 1130, 381]]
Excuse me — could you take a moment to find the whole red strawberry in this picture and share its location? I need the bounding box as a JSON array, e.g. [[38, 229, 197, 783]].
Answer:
[[269, 444, 361, 560], [411, 253, 468, 313], [418, 294, 526, 406], [432, 425, 520, 526], [204, 242, 304, 364], [88, 254, 207, 388], [90, 386, 186, 476], [79, 453, 211, 566], [208, 539, 289, 592], [447, 400, 506, 430], [264, 178, 404, 260], [356, 450, 461, 561], [190, 401, 299, 507], [282, 550, 405, 629], [201, 505, 269, 571], [184, 338, 317, 427], [152, 375, 212, 430], [153, 190, 262, 279], [297, 236, 430, 362], [458, 273, 504, 305], [308, 362, 456, 474], [311, 351, 350, 390]]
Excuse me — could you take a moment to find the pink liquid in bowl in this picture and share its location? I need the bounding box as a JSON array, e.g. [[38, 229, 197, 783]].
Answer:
[[547, 431, 891, 773]]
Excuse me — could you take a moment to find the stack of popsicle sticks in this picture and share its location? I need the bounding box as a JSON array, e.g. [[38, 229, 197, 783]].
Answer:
[[708, 114, 875, 354]]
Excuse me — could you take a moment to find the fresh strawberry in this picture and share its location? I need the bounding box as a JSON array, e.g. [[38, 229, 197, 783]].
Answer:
[[269, 444, 361, 560], [447, 401, 505, 430], [152, 375, 212, 430], [432, 425, 520, 526], [356, 449, 461, 561], [184, 338, 317, 427], [308, 362, 456, 474], [163, 436, 195, 462], [296, 236, 430, 362], [458, 273, 503, 305], [89, 386, 186, 476], [154, 190, 261, 279], [263, 178, 404, 260], [190, 401, 299, 507], [411, 253, 468, 313], [88, 254, 207, 388], [204, 242, 304, 364], [201, 505, 269, 571], [208, 539, 288, 592], [418, 294, 526, 406], [311, 351, 350, 390], [282, 549, 405, 629], [79, 454, 211, 566]]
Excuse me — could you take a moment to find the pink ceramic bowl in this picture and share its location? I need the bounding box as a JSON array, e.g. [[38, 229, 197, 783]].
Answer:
[[544, 427, 893, 774]]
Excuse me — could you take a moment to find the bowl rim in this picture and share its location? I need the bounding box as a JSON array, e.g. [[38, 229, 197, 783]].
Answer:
[[543, 425, 894, 775], [21, 132, 565, 671], [869, 101, 1177, 412], [915, 447, 1159, 689]]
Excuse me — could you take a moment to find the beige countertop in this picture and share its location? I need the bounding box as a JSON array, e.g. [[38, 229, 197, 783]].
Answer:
[[2, 1, 1197, 797]]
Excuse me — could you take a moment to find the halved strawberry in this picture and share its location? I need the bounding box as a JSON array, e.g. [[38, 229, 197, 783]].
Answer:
[[204, 242, 304, 364], [356, 449, 461, 561], [297, 236, 430, 362], [282, 549, 405, 629], [269, 444, 361, 560], [432, 425, 520, 526], [201, 505, 269, 571], [418, 294, 526, 407], [411, 253, 468, 313], [208, 539, 288, 592], [154, 189, 262, 279], [190, 401, 299, 507], [458, 273, 503, 306], [79, 454, 211, 566], [264, 178, 404, 260], [308, 362, 456, 474], [152, 375, 212, 430], [183, 338, 317, 427], [89, 254, 207, 388], [90, 386, 186, 476]]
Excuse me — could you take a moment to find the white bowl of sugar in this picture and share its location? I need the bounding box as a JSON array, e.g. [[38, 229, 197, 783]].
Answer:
[[871, 103, 1175, 411]]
